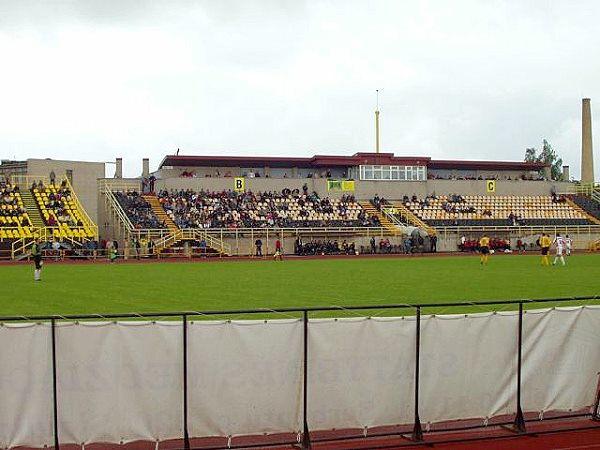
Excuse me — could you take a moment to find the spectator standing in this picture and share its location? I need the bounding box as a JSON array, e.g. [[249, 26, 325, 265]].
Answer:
[[430, 234, 437, 253], [255, 238, 263, 256]]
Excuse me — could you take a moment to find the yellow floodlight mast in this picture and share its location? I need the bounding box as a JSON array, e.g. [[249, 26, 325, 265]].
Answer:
[[375, 89, 380, 153]]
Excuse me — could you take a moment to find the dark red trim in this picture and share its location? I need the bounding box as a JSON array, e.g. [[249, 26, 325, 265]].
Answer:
[[429, 160, 547, 171], [158, 153, 547, 171]]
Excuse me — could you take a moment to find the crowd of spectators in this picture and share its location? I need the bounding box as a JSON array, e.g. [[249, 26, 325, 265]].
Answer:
[[32, 180, 80, 226], [403, 193, 591, 227], [294, 238, 357, 255], [427, 173, 546, 181], [1, 180, 29, 226], [372, 194, 388, 210], [458, 237, 511, 252], [156, 188, 380, 229], [178, 168, 343, 179], [368, 235, 432, 254], [114, 191, 167, 229], [570, 195, 600, 220]]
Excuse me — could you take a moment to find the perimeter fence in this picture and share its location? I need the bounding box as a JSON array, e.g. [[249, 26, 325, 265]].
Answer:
[[1, 296, 600, 449]]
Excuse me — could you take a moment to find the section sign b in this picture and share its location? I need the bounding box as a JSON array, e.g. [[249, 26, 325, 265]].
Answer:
[[234, 177, 245, 192]]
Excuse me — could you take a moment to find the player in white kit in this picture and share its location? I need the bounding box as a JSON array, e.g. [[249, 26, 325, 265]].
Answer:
[[564, 234, 573, 256], [552, 234, 566, 266]]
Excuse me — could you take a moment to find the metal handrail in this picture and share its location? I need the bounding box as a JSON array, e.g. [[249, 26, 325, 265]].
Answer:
[[105, 189, 135, 231], [10, 227, 48, 258], [104, 223, 600, 237], [98, 178, 142, 194], [192, 228, 232, 255], [575, 182, 600, 195], [433, 224, 600, 234], [389, 201, 436, 235], [0, 295, 598, 322], [62, 176, 98, 239], [381, 207, 407, 227]]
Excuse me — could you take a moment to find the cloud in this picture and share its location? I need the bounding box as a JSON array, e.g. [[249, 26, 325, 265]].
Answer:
[[0, 0, 599, 179]]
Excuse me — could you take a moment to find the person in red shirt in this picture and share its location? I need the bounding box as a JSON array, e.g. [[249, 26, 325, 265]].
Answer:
[[274, 239, 283, 261]]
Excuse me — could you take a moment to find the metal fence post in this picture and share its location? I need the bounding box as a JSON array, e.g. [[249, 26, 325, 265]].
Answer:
[[593, 388, 600, 421], [183, 315, 190, 450], [411, 307, 423, 441], [513, 302, 526, 433], [51, 318, 60, 450], [302, 310, 312, 449]]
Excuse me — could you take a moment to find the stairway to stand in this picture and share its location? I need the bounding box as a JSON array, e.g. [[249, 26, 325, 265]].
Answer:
[[389, 201, 436, 236], [358, 201, 399, 234], [142, 195, 179, 232], [20, 190, 45, 228]]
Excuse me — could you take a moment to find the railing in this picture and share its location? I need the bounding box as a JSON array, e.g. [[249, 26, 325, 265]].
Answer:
[[0, 297, 599, 450], [10, 227, 48, 258], [10, 225, 100, 260], [381, 206, 407, 229], [104, 188, 135, 231], [98, 178, 143, 194], [389, 201, 436, 235], [193, 228, 231, 255], [62, 176, 98, 240], [7, 175, 98, 257], [10, 174, 51, 189], [432, 224, 600, 235], [152, 228, 232, 255], [127, 226, 392, 240], [575, 182, 600, 196]]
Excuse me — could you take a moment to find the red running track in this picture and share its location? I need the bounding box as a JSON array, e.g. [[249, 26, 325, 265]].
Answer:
[[22, 419, 600, 450]]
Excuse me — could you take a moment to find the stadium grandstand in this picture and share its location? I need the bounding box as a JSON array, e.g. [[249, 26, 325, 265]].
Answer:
[[0, 99, 599, 260], [1, 99, 600, 450], [1, 150, 599, 261]]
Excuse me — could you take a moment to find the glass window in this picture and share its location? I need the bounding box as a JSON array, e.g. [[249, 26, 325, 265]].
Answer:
[[399, 167, 406, 180], [358, 164, 426, 181], [382, 166, 391, 180]]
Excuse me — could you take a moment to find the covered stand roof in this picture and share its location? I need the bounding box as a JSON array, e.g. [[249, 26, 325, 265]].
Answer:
[[158, 152, 547, 171]]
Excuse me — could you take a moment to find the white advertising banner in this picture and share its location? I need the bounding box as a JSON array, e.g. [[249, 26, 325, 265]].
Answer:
[[308, 317, 416, 430], [0, 323, 53, 448], [419, 312, 519, 423], [187, 319, 303, 437], [2, 307, 600, 447], [522, 306, 600, 414], [55, 321, 183, 443]]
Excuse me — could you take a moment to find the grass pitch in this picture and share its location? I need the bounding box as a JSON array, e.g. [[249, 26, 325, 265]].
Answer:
[[2, 253, 599, 319]]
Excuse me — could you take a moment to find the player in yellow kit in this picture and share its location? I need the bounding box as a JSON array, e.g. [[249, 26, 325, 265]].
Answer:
[[539, 233, 552, 265], [479, 235, 490, 265]]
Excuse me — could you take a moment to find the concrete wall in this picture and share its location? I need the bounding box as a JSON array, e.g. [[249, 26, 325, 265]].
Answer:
[[154, 176, 574, 200], [27, 159, 105, 225], [193, 230, 600, 256]]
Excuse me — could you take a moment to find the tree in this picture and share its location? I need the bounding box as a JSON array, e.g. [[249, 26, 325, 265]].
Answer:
[[523, 140, 563, 181]]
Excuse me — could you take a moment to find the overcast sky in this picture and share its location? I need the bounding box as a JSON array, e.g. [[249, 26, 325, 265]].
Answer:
[[1, 0, 599, 179]]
